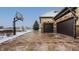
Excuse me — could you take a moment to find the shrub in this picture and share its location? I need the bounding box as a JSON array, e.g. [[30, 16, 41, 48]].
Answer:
[[33, 20, 39, 31]]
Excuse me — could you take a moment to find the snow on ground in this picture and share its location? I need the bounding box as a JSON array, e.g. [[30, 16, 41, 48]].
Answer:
[[0, 30, 32, 43]]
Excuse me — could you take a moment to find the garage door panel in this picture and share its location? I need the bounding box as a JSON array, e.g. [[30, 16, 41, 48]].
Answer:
[[57, 17, 76, 37], [43, 23, 53, 33]]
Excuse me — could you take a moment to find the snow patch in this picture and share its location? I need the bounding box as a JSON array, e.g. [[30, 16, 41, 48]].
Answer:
[[0, 30, 32, 43]]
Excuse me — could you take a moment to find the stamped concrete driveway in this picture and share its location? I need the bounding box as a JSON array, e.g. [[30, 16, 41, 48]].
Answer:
[[0, 31, 79, 51]]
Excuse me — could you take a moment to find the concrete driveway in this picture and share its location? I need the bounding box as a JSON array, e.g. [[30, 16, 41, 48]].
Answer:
[[0, 31, 79, 51]]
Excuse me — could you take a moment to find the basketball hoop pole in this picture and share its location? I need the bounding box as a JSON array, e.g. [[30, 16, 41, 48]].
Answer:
[[13, 18, 16, 35], [13, 12, 23, 35]]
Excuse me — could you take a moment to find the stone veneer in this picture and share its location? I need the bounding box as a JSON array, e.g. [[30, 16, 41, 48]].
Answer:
[[40, 17, 55, 33], [40, 7, 79, 38]]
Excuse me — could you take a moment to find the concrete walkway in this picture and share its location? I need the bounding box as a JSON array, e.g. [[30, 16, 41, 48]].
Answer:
[[0, 31, 79, 51]]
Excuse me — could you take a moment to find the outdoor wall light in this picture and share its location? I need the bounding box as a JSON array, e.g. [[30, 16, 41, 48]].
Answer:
[[13, 12, 24, 35]]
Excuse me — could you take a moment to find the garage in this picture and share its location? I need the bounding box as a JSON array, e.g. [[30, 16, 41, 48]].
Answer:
[[57, 17, 76, 37], [43, 23, 53, 33]]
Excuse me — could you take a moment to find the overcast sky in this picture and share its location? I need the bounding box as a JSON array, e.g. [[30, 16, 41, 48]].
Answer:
[[0, 7, 63, 28]]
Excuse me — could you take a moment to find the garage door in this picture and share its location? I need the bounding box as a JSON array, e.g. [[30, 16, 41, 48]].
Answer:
[[43, 23, 53, 33], [57, 17, 76, 37]]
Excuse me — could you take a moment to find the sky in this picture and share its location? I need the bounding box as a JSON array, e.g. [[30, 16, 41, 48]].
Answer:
[[0, 7, 63, 28]]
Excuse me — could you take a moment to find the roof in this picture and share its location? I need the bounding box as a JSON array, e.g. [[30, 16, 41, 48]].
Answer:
[[40, 10, 60, 17], [54, 7, 77, 20]]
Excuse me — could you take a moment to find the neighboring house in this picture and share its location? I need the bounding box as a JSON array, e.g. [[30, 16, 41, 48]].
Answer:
[[0, 26, 4, 29], [5, 27, 23, 32], [40, 7, 79, 38], [0, 27, 24, 37], [0, 29, 13, 37]]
